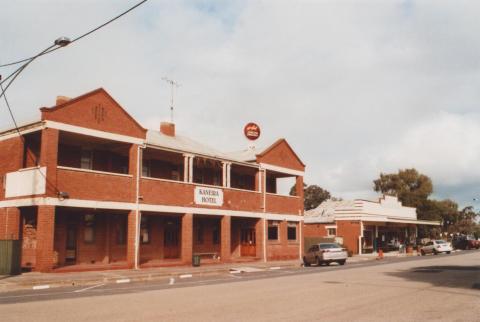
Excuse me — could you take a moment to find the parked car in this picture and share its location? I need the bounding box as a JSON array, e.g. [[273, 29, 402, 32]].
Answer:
[[452, 235, 480, 250], [303, 243, 348, 266], [420, 240, 452, 256]]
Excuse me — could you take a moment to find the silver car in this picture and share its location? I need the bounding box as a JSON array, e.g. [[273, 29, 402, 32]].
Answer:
[[303, 243, 348, 266], [420, 240, 452, 255]]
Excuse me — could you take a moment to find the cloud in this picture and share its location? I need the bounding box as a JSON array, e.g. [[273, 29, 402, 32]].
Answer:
[[1, 1, 480, 207]]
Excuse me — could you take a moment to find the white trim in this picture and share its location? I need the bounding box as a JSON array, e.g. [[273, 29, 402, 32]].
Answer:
[[266, 192, 300, 199], [0, 197, 304, 222], [45, 120, 144, 145], [334, 216, 440, 226], [0, 123, 44, 142], [260, 163, 304, 176], [57, 166, 133, 178]]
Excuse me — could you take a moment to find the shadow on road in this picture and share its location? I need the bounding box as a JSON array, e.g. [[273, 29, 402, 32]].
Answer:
[[387, 265, 480, 291]]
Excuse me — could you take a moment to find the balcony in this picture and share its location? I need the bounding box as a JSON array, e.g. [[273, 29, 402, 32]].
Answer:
[[265, 193, 302, 215], [56, 166, 133, 202], [140, 177, 263, 212]]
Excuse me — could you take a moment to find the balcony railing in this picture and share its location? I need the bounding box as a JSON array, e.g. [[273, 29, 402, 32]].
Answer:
[[56, 166, 134, 202]]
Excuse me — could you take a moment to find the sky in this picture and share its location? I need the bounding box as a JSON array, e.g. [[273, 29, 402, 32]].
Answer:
[[1, 0, 480, 208]]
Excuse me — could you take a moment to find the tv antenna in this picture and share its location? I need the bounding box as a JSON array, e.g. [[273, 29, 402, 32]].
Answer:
[[161, 77, 181, 122]]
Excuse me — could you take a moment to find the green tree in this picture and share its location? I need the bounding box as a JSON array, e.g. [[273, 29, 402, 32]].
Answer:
[[373, 168, 433, 207], [290, 183, 331, 211]]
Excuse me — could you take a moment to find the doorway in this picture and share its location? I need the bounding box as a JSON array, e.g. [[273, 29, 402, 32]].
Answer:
[[240, 228, 256, 257], [65, 224, 77, 264]]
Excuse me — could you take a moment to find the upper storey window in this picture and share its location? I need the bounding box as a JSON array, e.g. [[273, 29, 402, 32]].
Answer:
[[57, 131, 130, 175], [142, 148, 184, 182], [192, 157, 222, 187]]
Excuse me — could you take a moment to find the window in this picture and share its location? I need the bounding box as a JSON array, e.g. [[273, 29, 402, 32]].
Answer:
[[140, 216, 150, 244], [327, 228, 337, 237], [268, 221, 279, 240], [287, 222, 297, 241], [142, 160, 151, 177], [84, 214, 95, 243], [80, 150, 93, 170]]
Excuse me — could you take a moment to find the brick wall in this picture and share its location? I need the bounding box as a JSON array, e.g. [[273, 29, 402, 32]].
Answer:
[[0, 136, 23, 200], [56, 168, 134, 202], [336, 220, 361, 254], [266, 221, 300, 260], [303, 223, 329, 238], [265, 194, 303, 215], [41, 89, 146, 139]]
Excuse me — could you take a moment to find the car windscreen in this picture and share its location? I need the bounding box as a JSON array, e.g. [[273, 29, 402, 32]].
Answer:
[[435, 240, 446, 244], [319, 243, 341, 249]]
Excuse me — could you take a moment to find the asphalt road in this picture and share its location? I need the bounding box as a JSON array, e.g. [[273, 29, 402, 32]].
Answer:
[[1, 250, 479, 322]]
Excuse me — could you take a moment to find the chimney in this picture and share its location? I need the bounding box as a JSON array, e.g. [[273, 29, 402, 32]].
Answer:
[[56, 96, 71, 105], [160, 122, 175, 136]]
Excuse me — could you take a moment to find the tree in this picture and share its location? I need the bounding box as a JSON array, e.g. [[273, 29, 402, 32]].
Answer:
[[373, 168, 433, 208], [448, 206, 480, 236], [290, 183, 331, 211]]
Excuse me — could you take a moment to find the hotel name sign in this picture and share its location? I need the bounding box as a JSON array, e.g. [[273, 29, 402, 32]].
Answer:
[[194, 187, 224, 206]]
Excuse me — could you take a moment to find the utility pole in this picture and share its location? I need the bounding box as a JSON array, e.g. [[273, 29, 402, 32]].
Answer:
[[161, 77, 180, 122]]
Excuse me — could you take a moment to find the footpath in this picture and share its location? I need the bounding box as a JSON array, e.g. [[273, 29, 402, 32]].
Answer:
[[0, 256, 374, 293]]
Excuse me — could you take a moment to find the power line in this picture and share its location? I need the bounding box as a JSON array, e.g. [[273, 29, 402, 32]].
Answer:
[[0, 0, 149, 197], [0, 0, 149, 68], [0, 80, 60, 195]]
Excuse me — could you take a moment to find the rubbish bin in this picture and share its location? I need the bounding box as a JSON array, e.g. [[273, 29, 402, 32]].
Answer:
[[192, 254, 201, 267], [0, 240, 21, 275]]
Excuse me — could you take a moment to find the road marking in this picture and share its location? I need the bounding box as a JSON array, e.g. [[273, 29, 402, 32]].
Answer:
[[116, 279, 131, 284], [229, 270, 241, 274], [269, 267, 281, 270], [32, 285, 50, 290], [169, 278, 175, 285], [74, 283, 105, 293], [179, 274, 193, 279]]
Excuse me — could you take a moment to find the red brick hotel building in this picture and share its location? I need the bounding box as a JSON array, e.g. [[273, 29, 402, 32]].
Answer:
[[0, 88, 305, 272]]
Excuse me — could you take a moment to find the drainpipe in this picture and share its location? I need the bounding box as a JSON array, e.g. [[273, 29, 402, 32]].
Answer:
[[134, 144, 145, 269], [262, 168, 267, 262]]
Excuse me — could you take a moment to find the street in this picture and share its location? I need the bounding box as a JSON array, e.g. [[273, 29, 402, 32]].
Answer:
[[0, 251, 479, 321]]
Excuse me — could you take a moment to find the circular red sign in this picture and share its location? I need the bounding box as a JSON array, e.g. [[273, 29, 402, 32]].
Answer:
[[244, 122, 261, 141]]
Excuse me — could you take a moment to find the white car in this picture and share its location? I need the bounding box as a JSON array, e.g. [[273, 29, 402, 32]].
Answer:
[[420, 240, 452, 256], [303, 243, 348, 266]]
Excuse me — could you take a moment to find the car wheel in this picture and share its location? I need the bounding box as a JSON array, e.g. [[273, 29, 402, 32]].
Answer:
[[421, 250, 425, 256], [338, 260, 346, 265], [303, 257, 310, 267], [446, 251, 451, 254]]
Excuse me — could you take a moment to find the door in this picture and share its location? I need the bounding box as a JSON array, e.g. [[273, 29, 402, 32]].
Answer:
[[164, 223, 180, 259], [65, 225, 77, 264], [240, 228, 256, 257]]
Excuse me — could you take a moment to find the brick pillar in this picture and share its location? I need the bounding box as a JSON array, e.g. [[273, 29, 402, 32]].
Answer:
[[280, 220, 288, 249], [181, 213, 193, 264], [127, 210, 138, 269], [0, 207, 21, 240], [40, 128, 59, 197], [35, 206, 55, 272], [255, 218, 265, 260], [220, 215, 231, 262], [295, 176, 304, 214]]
